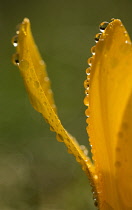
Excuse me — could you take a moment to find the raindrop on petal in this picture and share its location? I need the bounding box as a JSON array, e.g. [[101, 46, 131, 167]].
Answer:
[[12, 53, 19, 65], [86, 67, 91, 75], [95, 33, 102, 43], [84, 79, 90, 89], [56, 134, 63, 142], [67, 148, 73, 154], [91, 45, 96, 55], [84, 95, 89, 106], [16, 23, 21, 34], [50, 126, 55, 132], [99, 21, 109, 32], [12, 35, 18, 47], [87, 57, 93, 66], [85, 108, 90, 117], [85, 89, 89, 96], [80, 145, 88, 156]]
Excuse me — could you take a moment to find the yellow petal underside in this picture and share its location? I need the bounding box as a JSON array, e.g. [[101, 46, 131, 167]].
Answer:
[[12, 18, 97, 195], [86, 19, 132, 209]]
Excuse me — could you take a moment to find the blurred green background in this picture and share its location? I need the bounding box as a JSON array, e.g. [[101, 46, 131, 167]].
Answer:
[[0, 0, 132, 209]]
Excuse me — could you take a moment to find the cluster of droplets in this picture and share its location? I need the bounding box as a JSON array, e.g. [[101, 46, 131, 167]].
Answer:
[[84, 21, 110, 209], [11, 22, 28, 65], [84, 21, 109, 110], [12, 27, 19, 65]]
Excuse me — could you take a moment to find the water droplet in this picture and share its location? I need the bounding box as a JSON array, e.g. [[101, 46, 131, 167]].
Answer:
[[91, 46, 96, 55], [94, 175, 98, 180], [52, 104, 56, 112], [12, 53, 19, 65], [67, 148, 72, 154], [87, 74, 90, 82], [92, 190, 96, 198], [21, 21, 27, 36], [85, 108, 90, 117], [76, 155, 81, 163], [86, 67, 91, 75], [19, 60, 29, 71], [84, 79, 90, 89], [124, 31, 128, 38], [125, 40, 131, 45], [111, 18, 115, 22], [95, 33, 102, 43], [86, 118, 89, 124], [99, 21, 109, 32], [80, 145, 88, 156], [50, 126, 55, 132], [87, 57, 93, 66], [45, 119, 49, 124], [48, 89, 52, 94], [12, 35, 18, 47], [85, 158, 88, 163], [44, 77, 49, 82], [39, 60, 45, 65], [94, 199, 98, 207], [16, 23, 21, 34], [56, 134, 63, 142], [34, 81, 40, 88], [85, 89, 89, 95], [84, 95, 89, 106], [82, 165, 87, 171]]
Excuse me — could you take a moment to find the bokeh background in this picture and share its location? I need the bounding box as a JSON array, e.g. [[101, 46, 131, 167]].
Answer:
[[0, 0, 132, 209]]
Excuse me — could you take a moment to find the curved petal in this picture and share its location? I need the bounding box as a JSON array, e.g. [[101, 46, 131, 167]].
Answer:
[[12, 18, 97, 193], [85, 19, 132, 209]]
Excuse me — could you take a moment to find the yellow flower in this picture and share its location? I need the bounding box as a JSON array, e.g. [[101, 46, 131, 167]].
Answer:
[[12, 18, 132, 210]]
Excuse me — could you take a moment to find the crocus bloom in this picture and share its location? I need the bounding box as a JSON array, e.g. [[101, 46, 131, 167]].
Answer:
[[12, 18, 132, 210]]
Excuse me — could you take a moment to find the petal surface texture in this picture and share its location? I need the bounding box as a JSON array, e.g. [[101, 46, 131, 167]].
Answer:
[[12, 18, 97, 196], [86, 19, 132, 209]]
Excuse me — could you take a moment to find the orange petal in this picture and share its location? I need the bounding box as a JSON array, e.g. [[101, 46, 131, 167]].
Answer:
[[85, 19, 132, 209]]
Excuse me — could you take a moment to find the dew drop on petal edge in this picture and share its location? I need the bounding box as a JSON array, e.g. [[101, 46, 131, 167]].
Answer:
[[12, 35, 18, 47], [84, 79, 90, 89], [84, 95, 89, 106], [85, 108, 90, 117], [50, 126, 55, 132], [87, 57, 93, 66], [85, 89, 89, 95], [56, 134, 64, 142], [12, 53, 19, 65], [99, 21, 109, 32], [86, 67, 91, 75], [94, 33, 102, 43], [91, 45, 96, 55]]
